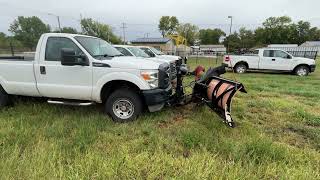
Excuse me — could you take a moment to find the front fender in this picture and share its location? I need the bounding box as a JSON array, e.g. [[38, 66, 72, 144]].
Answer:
[[92, 72, 150, 102]]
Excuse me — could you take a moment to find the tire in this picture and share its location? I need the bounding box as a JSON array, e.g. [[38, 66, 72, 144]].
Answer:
[[0, 86, 11, 108], [295, 65, 310, 76], [105, 89, 143, 123], [234, 63, 247, 74]]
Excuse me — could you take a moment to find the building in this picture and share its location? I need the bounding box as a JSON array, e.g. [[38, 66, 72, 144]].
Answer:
[[191, 45, 226, 56], [300, 41, 320, 47], [268, 44, 298, 48], [131, 38, 175, 54], [300, 41, 320, 53]]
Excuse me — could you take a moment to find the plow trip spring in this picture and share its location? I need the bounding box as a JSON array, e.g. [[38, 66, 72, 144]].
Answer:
[[189, 65, 247, 128]]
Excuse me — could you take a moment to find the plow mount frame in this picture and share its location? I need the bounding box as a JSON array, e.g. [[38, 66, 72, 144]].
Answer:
[[169, 59, 247, 128]]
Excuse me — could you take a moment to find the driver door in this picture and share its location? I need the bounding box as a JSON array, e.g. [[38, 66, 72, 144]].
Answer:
[[260, 50, 292, 71], [34, 36, 93, 100]]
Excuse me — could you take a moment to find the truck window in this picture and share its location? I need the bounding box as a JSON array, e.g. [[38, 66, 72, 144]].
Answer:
[[45, 37, 82, 61], [140, 48, 156, 57], [128, 47, 150, 58], [115, 47, 133, 56], [274, 50, 289, 59], [263, 50, 274, 57]]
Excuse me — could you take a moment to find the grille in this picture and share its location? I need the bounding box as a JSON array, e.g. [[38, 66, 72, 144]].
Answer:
[[169, 62, 177, 80]]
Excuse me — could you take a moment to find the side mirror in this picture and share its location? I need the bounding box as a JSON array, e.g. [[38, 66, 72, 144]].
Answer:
[[287, 55, 292, 59], [61, 48, 88, 66]]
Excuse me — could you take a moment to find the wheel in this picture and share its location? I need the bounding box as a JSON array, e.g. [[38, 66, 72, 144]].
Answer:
[[295, 66, 309, 76], [105, 89, 143, 123], [234, 64, 247, 74], [0, 86, 11, 108]]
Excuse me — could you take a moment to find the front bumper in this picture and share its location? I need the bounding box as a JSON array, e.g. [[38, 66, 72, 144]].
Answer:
[[310, 65, 316, 72], [142, 86, 172, 106]]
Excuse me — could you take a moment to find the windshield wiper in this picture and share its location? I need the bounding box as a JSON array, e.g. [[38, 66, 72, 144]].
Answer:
[[103, 54, 124, 57], [113, 54, 124, 57], [103, 54, 114, 58]]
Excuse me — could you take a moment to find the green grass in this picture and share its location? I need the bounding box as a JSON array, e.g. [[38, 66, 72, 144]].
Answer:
[[1, 57, 320, 179]]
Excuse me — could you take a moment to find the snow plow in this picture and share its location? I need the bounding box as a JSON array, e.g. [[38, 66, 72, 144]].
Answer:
[[170, 59, 247, 128]]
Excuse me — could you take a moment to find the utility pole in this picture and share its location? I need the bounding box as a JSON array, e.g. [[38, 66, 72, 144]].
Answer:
[[121, 23, 127, 45], [227, 16, 233, 54], [48, 13, 62, 32], [227, 15, 237, 81], [57, 16, 61, 32]]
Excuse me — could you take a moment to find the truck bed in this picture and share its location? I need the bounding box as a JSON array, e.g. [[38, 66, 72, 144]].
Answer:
[[0, 59, 39, 96]]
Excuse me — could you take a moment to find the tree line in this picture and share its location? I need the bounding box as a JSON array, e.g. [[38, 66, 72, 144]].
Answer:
[[159, 16, 320, 51], [0, 16, 121, 51], [1, 15, 320, 52]]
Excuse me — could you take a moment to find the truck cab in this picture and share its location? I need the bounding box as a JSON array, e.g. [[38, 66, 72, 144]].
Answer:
[[0, 33, 174, 122], [223, 49, 316, 76]]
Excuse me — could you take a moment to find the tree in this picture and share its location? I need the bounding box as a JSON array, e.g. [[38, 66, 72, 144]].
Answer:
[[158, 16, 179, 37], [80, 18, 121, 44], [177, 23, 199, 45], [54, 27, 78, 34], [263, 16, 292, 44], [199, 28, 225, 45], [223, 32, 241, 52], [238, 28, 256, 49], [9, 16, 51, 50], [0, 32, 8, 49]]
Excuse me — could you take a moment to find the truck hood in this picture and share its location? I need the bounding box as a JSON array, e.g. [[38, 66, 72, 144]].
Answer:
[[133, 57, 170, 64], [294, 57, 316, 65], [101, 56, 162, 70], [157, 55, 181, 61]]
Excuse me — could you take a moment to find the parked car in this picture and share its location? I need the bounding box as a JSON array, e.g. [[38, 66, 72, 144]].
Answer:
[[115, 45, 178, 80], [114, 45, 150, 58], [223, 49, 316, 76], [137, 46, 183, 61], [0, 33, 175, 122]]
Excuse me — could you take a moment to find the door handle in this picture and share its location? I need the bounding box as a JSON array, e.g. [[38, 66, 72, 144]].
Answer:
[[272, 59, 276, 61], [40, 66, 46, 75]]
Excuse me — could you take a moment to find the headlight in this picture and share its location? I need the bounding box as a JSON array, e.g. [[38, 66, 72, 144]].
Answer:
[[141, 70, 158, 89]]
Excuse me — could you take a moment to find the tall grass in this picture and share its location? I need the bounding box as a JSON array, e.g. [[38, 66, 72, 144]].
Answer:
[[0, 57, 319, 179]]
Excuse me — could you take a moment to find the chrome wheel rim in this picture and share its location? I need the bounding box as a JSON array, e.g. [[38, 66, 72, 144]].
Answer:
[[236, 66, 246, 73], [112, 99, 134, 119], [297, 68, 307, 76]]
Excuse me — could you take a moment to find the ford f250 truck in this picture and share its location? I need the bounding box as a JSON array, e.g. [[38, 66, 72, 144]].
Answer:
[[0, 33, 174, 122], [223, 49, 316, 76], [114, 45, 177, 80]]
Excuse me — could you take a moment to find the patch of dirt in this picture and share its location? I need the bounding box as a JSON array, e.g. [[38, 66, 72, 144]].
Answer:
[[158, 104, 195, 129], [282, 127, 313, 149]]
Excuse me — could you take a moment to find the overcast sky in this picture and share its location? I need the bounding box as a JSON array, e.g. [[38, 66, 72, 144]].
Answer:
[[1, 0, 320, 40]]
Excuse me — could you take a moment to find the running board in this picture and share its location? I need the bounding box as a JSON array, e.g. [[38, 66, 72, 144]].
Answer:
[[47, 100, 95, 106]]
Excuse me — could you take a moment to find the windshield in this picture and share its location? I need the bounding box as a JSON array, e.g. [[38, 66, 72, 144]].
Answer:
[[150, 47, 165, 55], [128, 47, 150, 58], [75, 36, 123, 59]]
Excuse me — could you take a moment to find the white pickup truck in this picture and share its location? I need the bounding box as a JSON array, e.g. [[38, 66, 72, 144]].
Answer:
[[137, 46, 183, 61], [114, 45, 178, 80], [0, 33, 175, 122], [223, 49, 316, 76]]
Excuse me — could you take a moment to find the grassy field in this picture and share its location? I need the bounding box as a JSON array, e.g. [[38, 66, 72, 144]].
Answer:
[[1, 57, 320, 179]]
